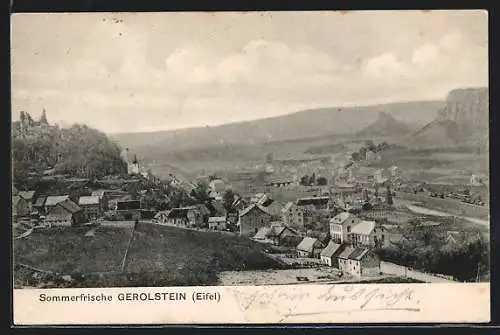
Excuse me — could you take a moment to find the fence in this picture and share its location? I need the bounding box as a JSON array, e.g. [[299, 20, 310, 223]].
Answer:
[[380, 261, 456, 283]]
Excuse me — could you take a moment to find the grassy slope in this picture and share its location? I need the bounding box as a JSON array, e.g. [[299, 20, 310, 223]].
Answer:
[[14, 226, 133, 273], [13, 223, 285, 288]]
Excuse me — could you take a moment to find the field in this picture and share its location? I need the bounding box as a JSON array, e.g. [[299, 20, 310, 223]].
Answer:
[[14, 225, 134, 274], [13, 222, 285, 288]]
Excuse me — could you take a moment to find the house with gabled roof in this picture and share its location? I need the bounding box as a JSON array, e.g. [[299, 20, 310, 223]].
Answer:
[[281, 201, 305, 230], [329, 212, 362, 244], [338, 246, 380, 277], [320, 241, 344, 267], [296, 236, 325, 258], [348, 220, 388, 248], [208, 216, 227, 230], [45, 198, 86, 227], [12, 195, 31, 219], [237, 203, 272, 237], [78, 195, 101, 219]]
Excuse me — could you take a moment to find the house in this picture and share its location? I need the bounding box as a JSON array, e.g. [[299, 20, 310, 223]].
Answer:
[[251, 193, 273, 207], [253, 226, 272, 242], [470, 174, 483, 186], [366, 150, 381, 162], [338, 247, 380, 277], [45, 199, 86, 227], [320, 241, 344, 267], [115, 200, 141, 221], [348, 220, 387, 248], [154, 207, 203, 227], [281, 201, 305, 230], [18, 191, 36, 211], [93, 189, 129, 211], [268, 180, 293, 188], [329, 212, 362, 244], [208, 216, 227, 230], [209, 179, 228, 200], [44, 195, 70, 213], [12, 195, 31, 218], [331, 182, 358, 196], [296, 196, 331, 211], [78, 195, 101, 219], [296, 237, 325, 258], [33, 196, 47, 214], [266, 224, 300, 246], [237, 203, 272, 237], [265, 200, 285, 220]]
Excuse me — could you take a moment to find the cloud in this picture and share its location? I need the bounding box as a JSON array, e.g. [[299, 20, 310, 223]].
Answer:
[[363, 53, 410, 78], [162, 40, 339, 89]]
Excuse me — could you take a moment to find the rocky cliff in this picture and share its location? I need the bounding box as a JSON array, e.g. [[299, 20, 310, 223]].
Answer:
[[437, 87, 489, 132], [411, 87, 489, 147]]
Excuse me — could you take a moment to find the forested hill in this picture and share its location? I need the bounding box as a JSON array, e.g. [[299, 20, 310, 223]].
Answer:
[[12, 111, 126, 184]]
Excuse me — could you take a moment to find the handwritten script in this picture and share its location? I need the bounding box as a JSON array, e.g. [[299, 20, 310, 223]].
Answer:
[[228, 284, 420, 321]]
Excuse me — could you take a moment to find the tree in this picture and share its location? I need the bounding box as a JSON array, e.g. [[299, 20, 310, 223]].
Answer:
[[351, 152, 361, 161], [309, 173, 316, 186], [190, 181, 211, 204], [358, 147, 367, 160], [300, 175, 310, 186], [364, 140, 376, 151], [386, 185, 393, 205], [222, 189, 237, 213], [316, 176, 327, 186]]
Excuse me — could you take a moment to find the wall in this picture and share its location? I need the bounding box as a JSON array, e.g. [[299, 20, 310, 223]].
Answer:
[[239, 208, 271, 236]]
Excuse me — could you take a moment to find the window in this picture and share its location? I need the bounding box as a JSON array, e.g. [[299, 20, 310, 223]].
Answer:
[[347, 226, 351, 233]]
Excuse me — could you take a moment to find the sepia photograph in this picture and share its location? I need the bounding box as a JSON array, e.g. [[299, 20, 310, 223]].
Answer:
[[11, 10, 490, 324]]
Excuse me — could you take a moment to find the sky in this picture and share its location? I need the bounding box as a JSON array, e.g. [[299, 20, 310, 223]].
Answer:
[[11, 10, 488, 134]]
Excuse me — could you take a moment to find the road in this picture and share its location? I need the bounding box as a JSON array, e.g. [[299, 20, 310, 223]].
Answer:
[[398, 194, 489, 228]]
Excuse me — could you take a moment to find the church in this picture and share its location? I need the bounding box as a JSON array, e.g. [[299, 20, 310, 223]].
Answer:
[[120, 148, 140, 175]]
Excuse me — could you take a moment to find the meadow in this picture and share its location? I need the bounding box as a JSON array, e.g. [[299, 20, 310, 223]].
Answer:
[[13, 222, 285, 288]]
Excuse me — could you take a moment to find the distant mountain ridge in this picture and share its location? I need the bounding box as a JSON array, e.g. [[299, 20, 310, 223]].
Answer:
[[112, 100, 443, 156], [356, 112, 412, 137]]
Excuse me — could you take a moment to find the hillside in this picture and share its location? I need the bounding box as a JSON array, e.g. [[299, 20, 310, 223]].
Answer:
[[111, 101, 444, 156], [12, 111, 126, 185], [13, 223, 285, 288], [356, 111, 412, 137], [409, 87, 489, 149]]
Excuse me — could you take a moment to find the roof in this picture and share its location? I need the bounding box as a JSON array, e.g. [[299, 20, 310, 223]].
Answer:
[[350, 220, 376, 235], [268, 224, 287, 237], [320, 241, 343, 258], [338, 246, 356, 259], [297, 237, 321, 252], [334, 181, 356, 188], [208, 216, 226, 223], [91, 190, 107, 198], [18, 191, 35, 200], [45, 195, 70, 206], [116, 200, 141, 210], [296, 196, 330, 206], [12, 196, 20, 207], [78, 195, 100, 206], [239, 203, 271, 217], [253, 227, 271, 240], [348, 247, 371, 261], [281, 201, 295, 213], [330, 212, 352, 224], [266, 201, 284, 216], [209, 179, 226, 192], [57, 199, 82, 213], [34, 196, 46, 207]]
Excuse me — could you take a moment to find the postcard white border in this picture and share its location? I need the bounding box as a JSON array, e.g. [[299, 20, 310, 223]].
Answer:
[[13, 283, 490, 325]]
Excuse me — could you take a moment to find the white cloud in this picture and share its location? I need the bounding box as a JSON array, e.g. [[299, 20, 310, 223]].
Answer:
[[363, 53, 410, 78]]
